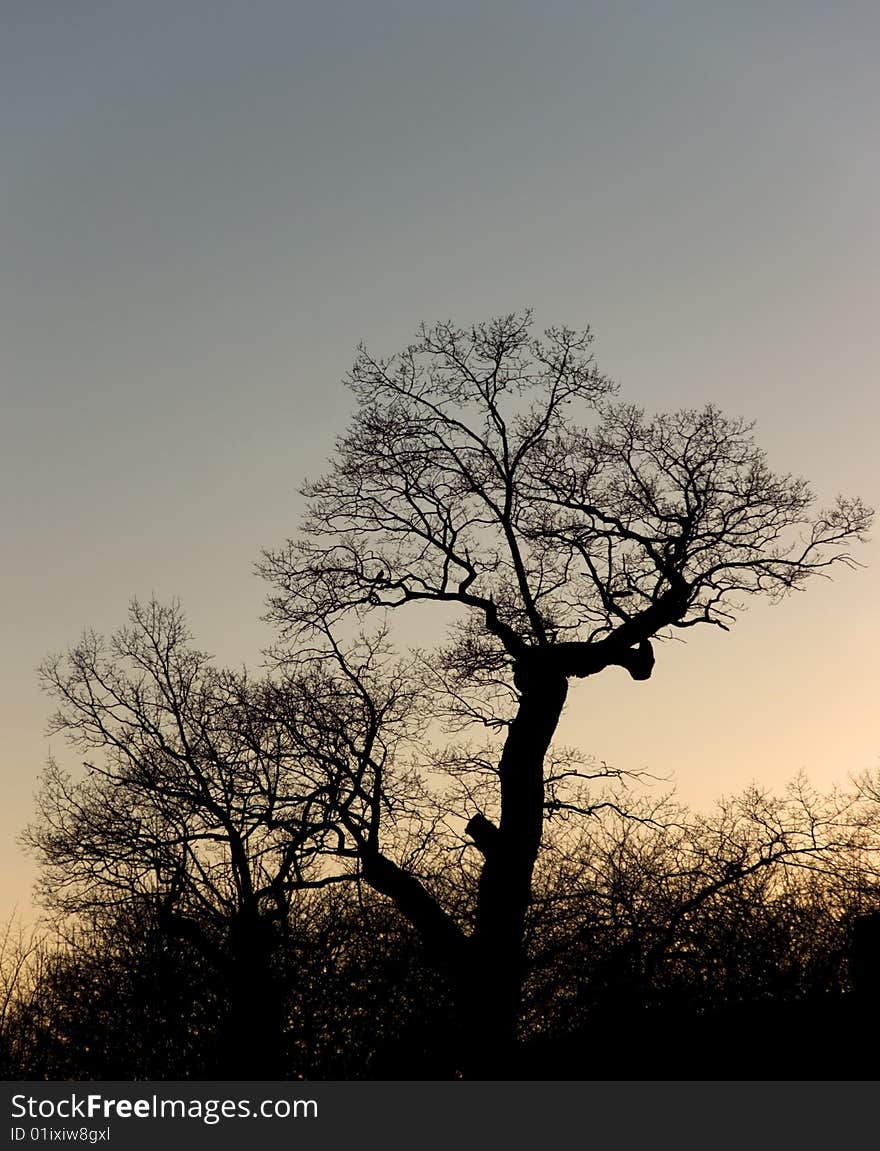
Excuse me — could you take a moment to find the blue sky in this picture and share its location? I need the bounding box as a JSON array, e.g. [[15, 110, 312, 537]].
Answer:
[[2, 1, 878, 922]]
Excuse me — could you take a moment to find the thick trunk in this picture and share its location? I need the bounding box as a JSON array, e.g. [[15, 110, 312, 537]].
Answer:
[[463, 666, 569, 1077], [219, 910, 286, 1079], [356, 664, 570, 1077]]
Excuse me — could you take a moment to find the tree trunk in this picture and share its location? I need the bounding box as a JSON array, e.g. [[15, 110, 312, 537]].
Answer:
[[220, 910, 286, 1079], [356, 663, 569, 1078], [463, 665, 569, 1077]]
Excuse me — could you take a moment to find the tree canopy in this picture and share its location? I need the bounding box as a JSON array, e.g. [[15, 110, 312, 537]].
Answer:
[[262, 312, 870, 686]]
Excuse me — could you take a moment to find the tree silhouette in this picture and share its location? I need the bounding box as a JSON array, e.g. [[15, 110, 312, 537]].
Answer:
[[524, 776, 872, 1023], [28, 599, 390, 1077], [260, 311, 872, 1073]]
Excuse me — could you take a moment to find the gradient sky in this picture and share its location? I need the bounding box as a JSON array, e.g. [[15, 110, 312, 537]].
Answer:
[[2, 1, 878, 926]]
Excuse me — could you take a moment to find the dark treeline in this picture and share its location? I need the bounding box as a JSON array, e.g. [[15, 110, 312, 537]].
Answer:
[[4, 776, 880, 1079], [4, 314, 876, 1080]]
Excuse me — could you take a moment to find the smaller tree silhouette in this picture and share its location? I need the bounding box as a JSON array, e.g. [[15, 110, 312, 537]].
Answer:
[[28, 599, 400, 1077]]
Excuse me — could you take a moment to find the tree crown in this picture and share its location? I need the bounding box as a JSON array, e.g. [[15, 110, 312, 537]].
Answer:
[[262, 312, 872, 690]]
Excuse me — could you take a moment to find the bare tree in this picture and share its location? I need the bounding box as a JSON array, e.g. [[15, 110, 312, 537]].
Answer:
[[260, 311, 872, 1072], [0, 917, 52, 1078], [27, 599, 403, 1076], [526, 776, 874, 1021]]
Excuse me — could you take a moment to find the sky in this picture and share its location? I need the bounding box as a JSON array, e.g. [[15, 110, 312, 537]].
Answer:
[[2, 1, 878, 927]]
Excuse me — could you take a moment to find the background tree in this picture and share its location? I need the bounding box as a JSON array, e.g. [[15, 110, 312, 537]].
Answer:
[[522, 773, 880, 1078], [1, 887, 456, 1081], [261, 311, 872, 1072], [27, 599, 391, 1076], [8, 907, 222, 1080], [0, 917, 53, 1079], [524, 776, 871, 1018]]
